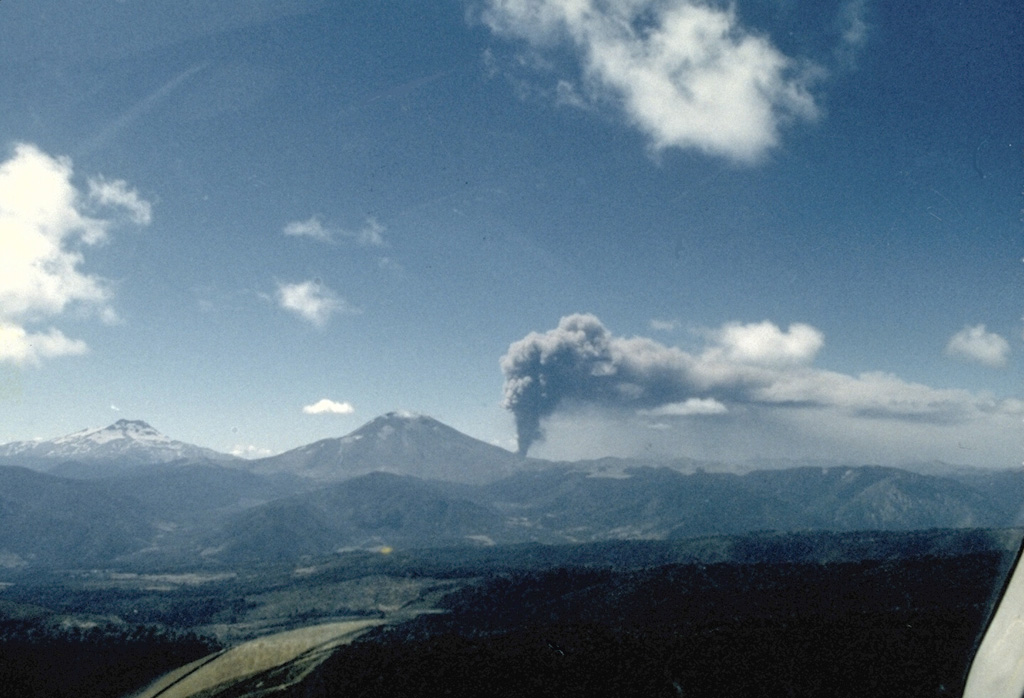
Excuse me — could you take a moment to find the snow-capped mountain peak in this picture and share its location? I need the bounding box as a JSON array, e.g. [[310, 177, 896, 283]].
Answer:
[[54, 419, 173, 447], [246, 412, 522, 484], [386, 409, 423, 420], [358, 411, 430, 439], [0, 419, 237, 471]]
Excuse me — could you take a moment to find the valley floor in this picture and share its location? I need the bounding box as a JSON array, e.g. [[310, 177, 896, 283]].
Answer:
[[0, 528, 1019, 698]]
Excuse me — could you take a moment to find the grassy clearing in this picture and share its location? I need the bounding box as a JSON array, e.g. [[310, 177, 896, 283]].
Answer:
[[130, 619, 381, 698]]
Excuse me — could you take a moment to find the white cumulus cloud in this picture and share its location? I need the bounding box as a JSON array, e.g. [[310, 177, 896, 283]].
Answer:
[[0, 325, 88, 365], [482, 0, 820, 161], [710, 320, 824, 366], [945, 324, 1010, 368], [302, 398, 356, 415], [276, 280, 357, 327], [0, 143, 151, 365]]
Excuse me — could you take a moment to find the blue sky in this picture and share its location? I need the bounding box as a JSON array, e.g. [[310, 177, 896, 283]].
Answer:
[[0, 0, 1021, 466]]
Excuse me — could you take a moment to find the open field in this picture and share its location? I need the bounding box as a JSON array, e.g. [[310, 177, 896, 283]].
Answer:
[[131, 620, 382, 698]]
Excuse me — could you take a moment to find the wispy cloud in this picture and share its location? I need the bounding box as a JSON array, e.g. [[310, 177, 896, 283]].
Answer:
[[481, 0, 820, 161], [302, 398, 355, 415], [276, 280, 357, 327], [638, 398, 728, 417], [0, 143, 151, 365], [835, 0, 869, 67], [945, 324, 1010, 368], [78, 63, 209, 156], [840, 0, 868, 47], [88, 177, 153, 226], [650, 319, 678, 332], [283, 215, 387, 246], [377, 256, 404, 274], [357, 218, 386, 246], [283, 216, 331, 241]]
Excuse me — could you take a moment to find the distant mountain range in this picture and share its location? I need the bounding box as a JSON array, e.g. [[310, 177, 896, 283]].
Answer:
[[0, 414, 1021, 571], [0, 412, 527, 484]]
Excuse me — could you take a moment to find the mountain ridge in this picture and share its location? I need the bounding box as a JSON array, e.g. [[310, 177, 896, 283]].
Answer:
[[1, 413, 1022, 571], [0, 413, 1001, 484]]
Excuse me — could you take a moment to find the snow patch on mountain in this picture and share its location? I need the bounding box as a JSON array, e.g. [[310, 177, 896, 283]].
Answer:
[[390, 409, 423, 420], [54, 420, 173, 449]]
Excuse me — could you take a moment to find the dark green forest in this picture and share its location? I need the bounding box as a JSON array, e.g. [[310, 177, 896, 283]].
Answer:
[[0, 620, 219, 698], [297, 552, 1008, 698]]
